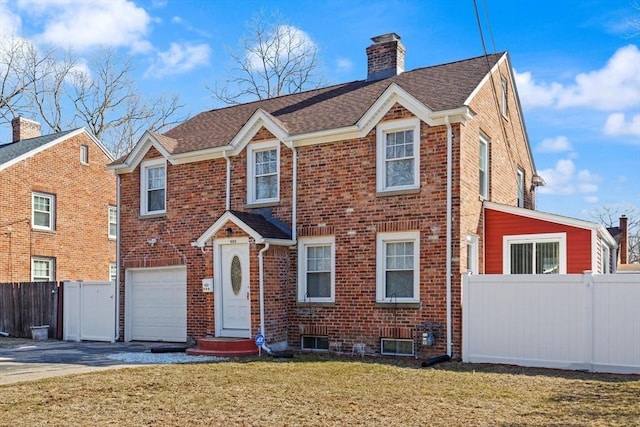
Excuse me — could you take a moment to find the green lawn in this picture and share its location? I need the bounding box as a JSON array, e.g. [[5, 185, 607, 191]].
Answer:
[[1, 356, 639, 426]]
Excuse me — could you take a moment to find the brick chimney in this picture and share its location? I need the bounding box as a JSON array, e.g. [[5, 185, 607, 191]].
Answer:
[[366, 33, 405, 81], [12, 116, 41, 142], [619, 215, 628, 264]]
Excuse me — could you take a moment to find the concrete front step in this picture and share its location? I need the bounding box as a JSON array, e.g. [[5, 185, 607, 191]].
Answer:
[[186, 337, 259, 357]]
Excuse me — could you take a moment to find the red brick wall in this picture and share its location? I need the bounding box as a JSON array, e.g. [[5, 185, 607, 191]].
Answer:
[[0, 132, 116, 282]]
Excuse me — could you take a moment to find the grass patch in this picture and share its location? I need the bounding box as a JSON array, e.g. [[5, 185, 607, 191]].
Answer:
[[1, 356, 638, 426]]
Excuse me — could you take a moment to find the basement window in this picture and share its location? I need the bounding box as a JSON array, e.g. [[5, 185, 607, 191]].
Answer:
[[380, 338, 414, 356], [301, 335, 329, 351]]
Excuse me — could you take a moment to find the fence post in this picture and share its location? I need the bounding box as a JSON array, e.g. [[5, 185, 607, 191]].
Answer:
[[461, 272, 471, 363], [583, 271, 594, 372]]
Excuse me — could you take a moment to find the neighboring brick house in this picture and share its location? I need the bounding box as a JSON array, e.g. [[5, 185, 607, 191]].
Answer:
[[110, 33, 543, 358], [0, 117, 117, 283]]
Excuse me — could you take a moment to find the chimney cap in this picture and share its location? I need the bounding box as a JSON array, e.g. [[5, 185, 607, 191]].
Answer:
[[371, 33, 401, 44]]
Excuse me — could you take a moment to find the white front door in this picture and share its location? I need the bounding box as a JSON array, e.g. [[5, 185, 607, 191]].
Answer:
[[218, 243, 251, 337]]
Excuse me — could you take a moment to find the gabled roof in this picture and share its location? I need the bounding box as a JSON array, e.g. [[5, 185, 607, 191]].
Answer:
[[193, 211, 294, 247], [0, 128, 114, 171], [111, 52, 506, 172]]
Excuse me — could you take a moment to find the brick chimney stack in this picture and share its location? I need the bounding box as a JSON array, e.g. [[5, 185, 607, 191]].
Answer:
[[12, 116, 41, 142], [366, 33, 405, 81], [620, 215, 628, 264]]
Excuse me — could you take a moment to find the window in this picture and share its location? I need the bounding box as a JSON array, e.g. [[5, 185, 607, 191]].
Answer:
[[32, 257, 55, 282], [109, 263, 117, 282], [601, 243, 611, 274], [376, 231, 420, 303], [298, 237, 335, 302], [479, 135, 489, 199], [503, 233, 566, 274], [32, 192, 55, 231], [108, 205, 117, 239], [376, 118, 420, 192], [301, 335, 329, 351], [80, 144, 89, 164], [140, 159, 166, 215], [517, 168, 525, 208], [380, 338, 414, 356], [500, 77, 508, 116], [466, 234, 479, 274], [247, 141, 279, 204]]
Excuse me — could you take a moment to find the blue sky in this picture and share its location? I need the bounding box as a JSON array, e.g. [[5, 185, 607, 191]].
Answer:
[[1, 0, 638, 222]]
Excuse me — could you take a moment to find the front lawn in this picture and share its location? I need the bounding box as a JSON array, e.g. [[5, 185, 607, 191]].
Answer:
[[1, 356, 638, 426]]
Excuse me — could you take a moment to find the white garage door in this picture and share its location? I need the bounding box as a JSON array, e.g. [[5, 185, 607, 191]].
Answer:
[[126, 267, 187, 342]]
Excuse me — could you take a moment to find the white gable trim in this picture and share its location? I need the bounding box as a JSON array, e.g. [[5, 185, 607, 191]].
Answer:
[[228, 109, 290, 154], [464, 53, 508, 106], [107, 131, 173, 173]]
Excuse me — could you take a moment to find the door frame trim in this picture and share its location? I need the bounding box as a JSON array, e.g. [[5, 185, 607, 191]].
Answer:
[[214, 237, 251, 338]]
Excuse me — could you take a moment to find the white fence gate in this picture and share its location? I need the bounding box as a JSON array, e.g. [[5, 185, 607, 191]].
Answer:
[[462, 273, 640, 374], [63, 280, 116, 342]]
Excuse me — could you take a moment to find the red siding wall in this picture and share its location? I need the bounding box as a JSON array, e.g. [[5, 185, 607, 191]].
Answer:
[[485, 208, 593, 274]]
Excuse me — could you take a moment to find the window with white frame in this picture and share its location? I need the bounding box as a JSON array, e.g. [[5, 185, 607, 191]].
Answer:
[[601, 242, 611, 274], [108, 205, 117, 239], [500, 77, 508, 116], [376, 118, 420, 192], [109, 263, 117, 282], [247, 141, 279, 204], [376, 231, 420, 302], [32, 257, 55, 282], [140, 159, 166, 215], [517, 168, 525, 208], [298, 236, 335, 302], [32, 192, 55, 231], [479, 135, 489, 199], [503, 233, 566, 274], [80, 144, 89, 164], [466, 234, 479, 274]]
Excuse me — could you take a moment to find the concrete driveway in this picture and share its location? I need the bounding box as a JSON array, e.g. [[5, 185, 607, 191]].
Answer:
[[0, 338, 192, 385]]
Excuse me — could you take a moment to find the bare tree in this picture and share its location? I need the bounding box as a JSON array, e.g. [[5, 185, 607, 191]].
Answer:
[[0, 37, 43, 123], [209, 11, 324, 105], [587, 205, 640, 264]]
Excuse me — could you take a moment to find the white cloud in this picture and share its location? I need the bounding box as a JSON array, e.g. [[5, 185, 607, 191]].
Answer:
[[537, 136, 572, 153], [0, 1, 21, 36], [515, 45, 640, 111], [145, 42, 210, 78], [584, 196, 599, 204], [246, 25, 316, 71], [19, 0, 153, 53], [336, 58, 353, 73], [604, 112, 640, 137], [538, 158, 600, 196]]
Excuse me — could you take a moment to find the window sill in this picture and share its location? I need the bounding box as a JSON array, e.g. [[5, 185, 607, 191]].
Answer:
[[246, 201, 280, 209], [375, 302, 421, 309], [32, 228, 56, 234], [376, 187, 421, 198], [139, 212, 166, 220]]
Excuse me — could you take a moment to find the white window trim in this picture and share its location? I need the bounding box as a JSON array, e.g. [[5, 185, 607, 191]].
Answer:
[[376, 118, 420, 193], [376, 231, 420, 303], [32, 257, 55, 282], [297, 236, 335, 303], [32, 192, 55, 231], [601, 240, 611, 274], [517, 168, 525, 208], [80, 144, 89, 165], [466, 234, 479, 274], [479, 134, 489, 199], [140, 158, 167, 216], [108, 205, 117, 239], [502, 232, 567, 274], [247, 140, 280, 205], [109, 263, 117, 282], [500, 77, 508, 116]]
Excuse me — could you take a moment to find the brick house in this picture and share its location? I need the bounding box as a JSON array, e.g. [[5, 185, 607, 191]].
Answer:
[[0, 117, 117, 283], [110, 33, 544, 358]]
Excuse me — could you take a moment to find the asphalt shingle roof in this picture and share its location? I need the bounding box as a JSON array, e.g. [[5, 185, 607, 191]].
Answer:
[[0, 129, 78, 165], [162, 53, 504, 156], [230, 210, 292, 240]]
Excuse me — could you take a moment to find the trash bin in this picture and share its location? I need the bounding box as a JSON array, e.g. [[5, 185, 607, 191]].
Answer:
[[30, 325, 49, 341]]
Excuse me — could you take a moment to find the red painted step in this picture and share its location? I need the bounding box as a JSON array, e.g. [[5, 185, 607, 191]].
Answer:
[[186, 337, 259, 357]]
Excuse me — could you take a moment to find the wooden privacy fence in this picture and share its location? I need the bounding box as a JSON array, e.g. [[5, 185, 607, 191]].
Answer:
[[463, 272, 640, 374], [0, 281, 58, 338]]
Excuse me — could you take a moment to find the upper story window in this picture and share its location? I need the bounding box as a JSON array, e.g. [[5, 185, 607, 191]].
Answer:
[[503, 233, 566, 274], [376, 118, 420, 193], [500, 77, 508, 117], [108, 205, 117, 239], [140, 159, 166, 215], [80, 144, 89, 165], [32, 257, 55, 282], [376, 231, 420, 303], [517, 168, 525, 208], [247, 140, 279, 204], [32, 192, 55, 231], [297, 236, 335, 303], [479, 134, 489, 199]]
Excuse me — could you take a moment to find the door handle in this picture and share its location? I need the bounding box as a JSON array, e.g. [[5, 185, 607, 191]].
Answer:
[[246, 291, 250, 300]]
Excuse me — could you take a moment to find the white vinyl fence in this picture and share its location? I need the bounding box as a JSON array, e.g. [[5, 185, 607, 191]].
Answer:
[[63, 280, 116, 342], [462, 273, 640, 374]]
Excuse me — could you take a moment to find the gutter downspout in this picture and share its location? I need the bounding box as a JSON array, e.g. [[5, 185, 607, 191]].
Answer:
[[115, 174, 121, 342], [223, 150, 231, 211], [288, 144, 297, 241], [258, 242, 272, 353], [445, 116, 453, 357]]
